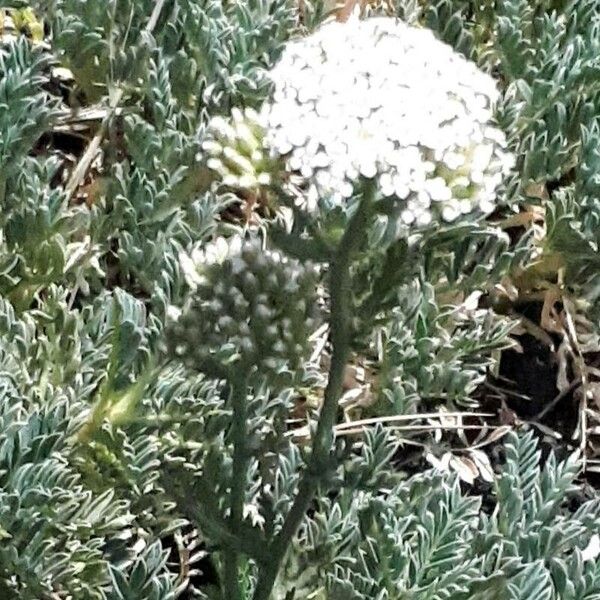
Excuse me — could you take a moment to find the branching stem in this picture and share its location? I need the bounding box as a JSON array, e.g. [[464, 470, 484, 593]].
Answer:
[[224, 370, 250, 600], [252, 185, 374, 599]]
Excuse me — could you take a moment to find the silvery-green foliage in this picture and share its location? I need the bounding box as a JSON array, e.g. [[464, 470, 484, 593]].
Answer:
[[0, 290, 178, 597], [3, 0, 600, 597], [0, 39, 69, 310], [491, 0, 600, 181], [171, 0, 298, 111], [159, 380, 307, 530], [106, 541, 177, 600], [0, 3, 313, 594], [84, 47, 220, 308], [0, 38, 55, 185], [50, 0, 156, 101], [538, 124, 600, 316], [284, 432, 600, 600], [51, 0, 297, 108], [372, 281, 515, 413]]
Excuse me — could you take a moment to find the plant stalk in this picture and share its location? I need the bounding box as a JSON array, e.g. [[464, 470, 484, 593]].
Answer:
[[252, 186, 374, 599], [224, 371, 250, 600]]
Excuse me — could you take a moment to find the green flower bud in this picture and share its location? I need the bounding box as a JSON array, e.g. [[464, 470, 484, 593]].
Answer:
[[241, 272, 258, 296], [264, 325, 279, 340], [254, 304, 272, 322], [201, 108, 281, 192]]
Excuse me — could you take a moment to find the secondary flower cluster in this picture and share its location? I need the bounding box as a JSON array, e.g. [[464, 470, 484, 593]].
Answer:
[[200, 107, 274, 191], [168, 236, 319, 377], [262, 17, 514, 222]]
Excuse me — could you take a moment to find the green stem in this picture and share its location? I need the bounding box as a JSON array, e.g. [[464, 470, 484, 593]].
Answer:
[[252, 186, 374, 600], [224, 371, 250, 600], [224, 547, 242, 600]]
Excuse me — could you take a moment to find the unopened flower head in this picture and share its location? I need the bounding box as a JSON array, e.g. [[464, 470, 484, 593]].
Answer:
[[200, 107, 275, 191], [169, 235, 320, 377], [261, 17, 515, 223]]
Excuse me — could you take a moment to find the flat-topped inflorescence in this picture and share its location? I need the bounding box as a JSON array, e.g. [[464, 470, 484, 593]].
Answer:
[[202, 18, 514, 225], [262, 17, 514, 221]]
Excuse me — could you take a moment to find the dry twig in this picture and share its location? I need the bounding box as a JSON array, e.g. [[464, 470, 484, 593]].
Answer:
[[63, 0, 166, 202]]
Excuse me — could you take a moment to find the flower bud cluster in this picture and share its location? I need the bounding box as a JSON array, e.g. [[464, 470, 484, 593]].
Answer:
[[200, 107, 275, 191], [168, 236, 319, 376], [261, 17, 514, 222]]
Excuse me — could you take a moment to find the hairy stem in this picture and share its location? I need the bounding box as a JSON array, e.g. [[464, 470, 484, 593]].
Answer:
[[252, 187, 374, 600], [224, 372, 250, 600]]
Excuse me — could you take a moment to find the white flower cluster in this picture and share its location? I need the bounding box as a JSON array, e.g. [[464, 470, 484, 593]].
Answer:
[[200, 107, 273, 191], [261, 17, 515, 224]]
